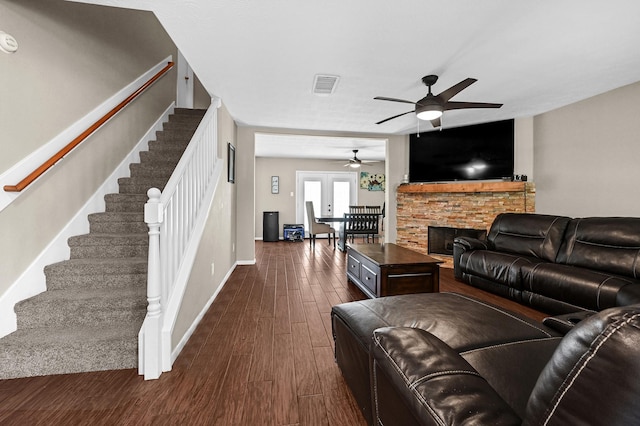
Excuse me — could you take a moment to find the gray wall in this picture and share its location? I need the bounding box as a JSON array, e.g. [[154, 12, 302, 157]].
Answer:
[[534, 81, 640, 216], [0, 0, 178, 297], [254, 157, 385, 239]]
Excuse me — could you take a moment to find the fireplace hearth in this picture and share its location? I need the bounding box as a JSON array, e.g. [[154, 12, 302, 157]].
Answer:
[[428, 226, 487, 256]]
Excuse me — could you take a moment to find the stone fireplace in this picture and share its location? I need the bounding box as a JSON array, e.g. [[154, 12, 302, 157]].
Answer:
[[396, 181, 535, 268]]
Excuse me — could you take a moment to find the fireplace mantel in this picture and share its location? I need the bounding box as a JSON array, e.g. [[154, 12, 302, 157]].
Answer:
[[398, 181, 526, 194]]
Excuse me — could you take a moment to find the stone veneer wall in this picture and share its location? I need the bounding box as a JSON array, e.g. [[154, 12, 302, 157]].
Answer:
[[396, 182, 535, 268]]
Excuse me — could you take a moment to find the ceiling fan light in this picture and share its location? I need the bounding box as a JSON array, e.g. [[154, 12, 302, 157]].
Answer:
[[416, 108, 443, 121], [349, 163, 361, 168]]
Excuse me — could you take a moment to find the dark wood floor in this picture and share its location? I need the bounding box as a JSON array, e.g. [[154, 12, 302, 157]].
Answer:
[[0, 240, 547, 425]]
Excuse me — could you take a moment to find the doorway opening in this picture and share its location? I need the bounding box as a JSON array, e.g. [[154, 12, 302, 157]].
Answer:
[[296, 171, 358, 234]]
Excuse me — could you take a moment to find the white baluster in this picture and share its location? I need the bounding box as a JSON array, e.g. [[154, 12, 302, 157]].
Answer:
[[143, 187, 163, 380]]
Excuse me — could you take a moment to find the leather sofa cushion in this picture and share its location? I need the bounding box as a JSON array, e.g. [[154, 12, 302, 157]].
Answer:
[[521, 262, 640, 311], [525, 305, 640, 425], [331, 292, 559, 353], [372, 326, 522, 426], [487, 213, 571, 262], [459, 250, 545, 289], [461, 337, 561, 418], [556, 217, 640, 277]]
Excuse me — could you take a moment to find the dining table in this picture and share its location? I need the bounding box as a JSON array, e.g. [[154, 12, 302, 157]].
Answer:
[[316, 216, 348, 251]]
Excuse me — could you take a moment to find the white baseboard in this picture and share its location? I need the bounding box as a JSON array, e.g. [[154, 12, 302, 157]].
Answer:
[[0, 103, 175, 339]]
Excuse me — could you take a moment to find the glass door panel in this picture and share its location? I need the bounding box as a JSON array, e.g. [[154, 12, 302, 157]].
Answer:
[[296, 171, 358, 235], [332, 181, 351, 219]]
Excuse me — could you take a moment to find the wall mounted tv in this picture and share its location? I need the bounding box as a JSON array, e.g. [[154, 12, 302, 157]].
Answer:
[[409, 119, 514, 182]]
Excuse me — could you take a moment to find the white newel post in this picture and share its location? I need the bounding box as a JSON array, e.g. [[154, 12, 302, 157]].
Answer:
[[142, 187, 163, 380]]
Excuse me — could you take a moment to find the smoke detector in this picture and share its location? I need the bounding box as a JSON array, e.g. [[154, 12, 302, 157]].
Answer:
[[0, 31, 18, 54], [313, 74, 340, 96]]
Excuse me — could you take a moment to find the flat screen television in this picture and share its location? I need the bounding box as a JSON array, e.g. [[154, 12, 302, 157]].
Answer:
[[409, 119, 514, 182]]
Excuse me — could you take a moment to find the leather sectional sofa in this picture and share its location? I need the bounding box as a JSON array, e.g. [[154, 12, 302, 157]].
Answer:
[[331, 213, 640, 424], [453, 213, 640, 314], [331, 292, 640, 425]]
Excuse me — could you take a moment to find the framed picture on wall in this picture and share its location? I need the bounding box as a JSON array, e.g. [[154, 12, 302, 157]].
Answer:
[[360, 171, 385, 191], [228, 143, 236, 183]]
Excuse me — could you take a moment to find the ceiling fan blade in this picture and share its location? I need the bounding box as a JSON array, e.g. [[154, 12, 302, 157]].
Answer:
[[444, 101, 503, 111], [430, 117, 441, 128], [374, 96, 417, 105], [436, 78, 477, 102], [376, 110, 414, 124]]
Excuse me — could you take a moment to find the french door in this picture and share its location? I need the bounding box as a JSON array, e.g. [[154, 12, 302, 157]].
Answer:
[[296, 171, 358, 233]]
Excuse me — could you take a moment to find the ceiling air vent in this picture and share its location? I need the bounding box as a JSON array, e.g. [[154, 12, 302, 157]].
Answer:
[[313, 74, 340, 95]]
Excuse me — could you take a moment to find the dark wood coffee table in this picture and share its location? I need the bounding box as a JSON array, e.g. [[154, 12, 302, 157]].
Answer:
[[346, 243, 443, 298]]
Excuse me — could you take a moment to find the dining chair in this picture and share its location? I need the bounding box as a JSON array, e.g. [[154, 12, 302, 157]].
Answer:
[[349, 205, 366, 213], [305, 201, 335, 249], [365, 206, 382, 241]]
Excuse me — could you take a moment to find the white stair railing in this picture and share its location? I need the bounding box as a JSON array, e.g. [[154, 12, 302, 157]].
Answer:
[[140, 98, 221, 380]]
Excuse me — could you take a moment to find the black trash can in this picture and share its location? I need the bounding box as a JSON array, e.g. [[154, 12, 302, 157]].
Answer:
[[263, 211, 279, 242]]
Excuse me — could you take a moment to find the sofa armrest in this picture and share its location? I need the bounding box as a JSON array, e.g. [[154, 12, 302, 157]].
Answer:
[[542, 310, 596, 335], [372, 327, 521, 426], [453, 236, 490, 279], [616, 284, 640, 307], [454, 236, 489, 251]]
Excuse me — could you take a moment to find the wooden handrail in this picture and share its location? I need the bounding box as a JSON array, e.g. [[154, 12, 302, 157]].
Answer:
[[4, 61, 175, 193]]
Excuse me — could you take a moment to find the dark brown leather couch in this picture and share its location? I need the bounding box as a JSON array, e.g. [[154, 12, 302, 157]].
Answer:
[[331, 292, 640, 425], [453, 213, 640, 314], [372, 302, 640, 425], [331, 293, 562, 424]]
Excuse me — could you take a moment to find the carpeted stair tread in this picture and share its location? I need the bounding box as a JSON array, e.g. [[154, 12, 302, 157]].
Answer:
[[45, 257, 148, 274], [155, 128, 198, 139], [104, 193, 149, 212], [139, 150, 183, 164], [1, 323, 141, 346], [15, 287, 147, 329], [68, 233, 148, 259], [129, 162, 176, 177], [0, 324, 141, 379], [15, 286, 146, 310], [174, 108, 206, 116], [88, 212, 144, 222], [147, 147, 188, 160], [16, 286, 145, 302], [147, 140, 190, 153], [45, 257, 147, 290], [88, 212, 146, 233], [118, 176, 171, 189], [69, 233, 148, 246]]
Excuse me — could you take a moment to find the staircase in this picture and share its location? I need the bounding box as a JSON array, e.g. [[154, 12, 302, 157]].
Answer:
[[0, 108, 206, 380]]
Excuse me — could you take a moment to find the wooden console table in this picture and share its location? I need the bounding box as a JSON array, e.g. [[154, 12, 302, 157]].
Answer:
[[346, 243, 442, 298]]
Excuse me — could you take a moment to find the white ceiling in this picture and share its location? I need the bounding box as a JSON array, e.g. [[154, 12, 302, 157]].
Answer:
[[255, 133, 386, 161], [77, 0, 640, 158]]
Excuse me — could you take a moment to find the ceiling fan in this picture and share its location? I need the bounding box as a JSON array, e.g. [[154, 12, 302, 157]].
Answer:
[[374, 75, 502, 128], [342, 149, 377, 168]]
